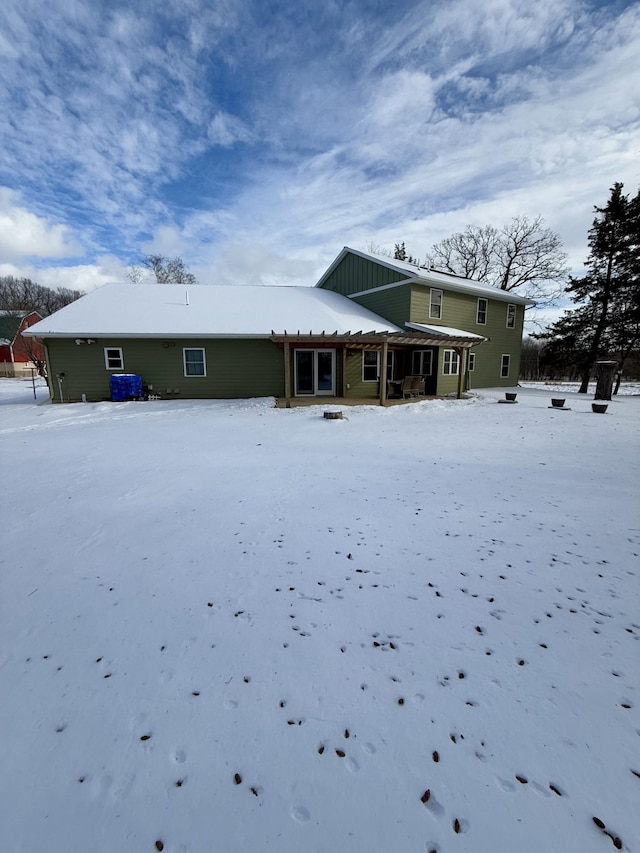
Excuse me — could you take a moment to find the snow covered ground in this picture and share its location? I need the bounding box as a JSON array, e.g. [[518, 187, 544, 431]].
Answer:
[[1, 379, 638, 853]]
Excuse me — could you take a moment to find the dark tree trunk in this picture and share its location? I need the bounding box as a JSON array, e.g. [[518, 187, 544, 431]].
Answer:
[[594, 361, 617, 400]]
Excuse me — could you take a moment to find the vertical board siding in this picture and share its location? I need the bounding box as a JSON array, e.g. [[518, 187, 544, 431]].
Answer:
[[319, 254, 407, 295], [410, 285, 524, 388], [45, 338, 285, 402]]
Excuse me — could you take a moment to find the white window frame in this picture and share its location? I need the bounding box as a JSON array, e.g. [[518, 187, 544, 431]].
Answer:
[[468, 352, 476, 372], [501, 354, 511, 378], [412, 349, 434, 376], [429, 288, 443, 319], [183, 347, 207, 377], [443, 349, 459, 376], [104, 347, 124, 370], [476, 298, 488, 325], [362, 350, 379, 382], [506, 303, 516, 329]]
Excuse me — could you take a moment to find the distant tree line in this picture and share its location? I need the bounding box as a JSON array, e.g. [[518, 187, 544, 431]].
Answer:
[[0, 275, 83, 316]]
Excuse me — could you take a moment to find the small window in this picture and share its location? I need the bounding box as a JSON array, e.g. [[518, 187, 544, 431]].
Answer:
[[362, 350, 379, 382], [477, 298, 488, 325], [468, 352, 476, 372], [183, 348, 206, 377], [104, 347, 124, 370], [506, 304, 516, 328], [443, 349, 459, 376], [501, 354, 511, 378], [429, 288, 442, 319]]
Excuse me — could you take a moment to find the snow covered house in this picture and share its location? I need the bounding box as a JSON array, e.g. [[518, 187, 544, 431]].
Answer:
[[23, 247, 532, 404]]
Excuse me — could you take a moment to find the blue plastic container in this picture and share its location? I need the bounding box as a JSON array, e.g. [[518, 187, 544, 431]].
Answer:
[[110, 374, 143, 401]]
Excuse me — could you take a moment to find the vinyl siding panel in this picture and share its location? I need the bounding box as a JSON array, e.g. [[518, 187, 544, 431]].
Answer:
[[45, 338, 285, 402], [319, 254, 407, 296], [352, 285, 411, 328], [410, 285, 524, 388], [345, 350, 380, 398]]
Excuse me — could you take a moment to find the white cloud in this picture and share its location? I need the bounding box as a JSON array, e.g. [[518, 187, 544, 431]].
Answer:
[[207, 112, 253, 147], [0, 188, 82, 261]]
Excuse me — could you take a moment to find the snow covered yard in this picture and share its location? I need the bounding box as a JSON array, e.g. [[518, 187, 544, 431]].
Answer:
[[1, 380, 638, 853]]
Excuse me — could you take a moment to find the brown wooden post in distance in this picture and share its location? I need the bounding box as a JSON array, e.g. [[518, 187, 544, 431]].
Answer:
[[456, 347, 465, 399], [284, 342, 292, 408], [379, 341, 388, 406]]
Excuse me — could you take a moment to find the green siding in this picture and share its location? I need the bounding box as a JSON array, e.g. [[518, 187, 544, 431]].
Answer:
[[345, 350, 379, 398], [410, 285, 524, 389], [352, 285, 411, 328], [44, 338, 285, 402], [319, 253, 407, 296]]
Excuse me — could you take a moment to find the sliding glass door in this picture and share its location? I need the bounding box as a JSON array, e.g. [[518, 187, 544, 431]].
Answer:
[[294, 349, 336, 396]]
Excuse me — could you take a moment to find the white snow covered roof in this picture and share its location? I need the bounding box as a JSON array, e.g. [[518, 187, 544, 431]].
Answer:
[[318, 247, 536, 306], [405, 322, 485, 340], [22, 283, 402, 339]]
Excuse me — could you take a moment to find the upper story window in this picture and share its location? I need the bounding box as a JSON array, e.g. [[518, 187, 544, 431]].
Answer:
[[183, 348, 206, 377], [104, 347, 124, 370], [429, 288, 442, 319], [506, 303, 516, 328], [476, 298, 488, 325]]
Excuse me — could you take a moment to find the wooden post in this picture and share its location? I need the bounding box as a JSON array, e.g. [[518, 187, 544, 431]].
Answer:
[[284, 342, 292, 408], [342, 347, 348, 397], [456, 348, 465, 399], [380, 341, 388, 406]]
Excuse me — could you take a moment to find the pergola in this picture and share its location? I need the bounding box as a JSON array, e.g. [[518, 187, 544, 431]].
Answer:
[[270, 329, 484, 407]]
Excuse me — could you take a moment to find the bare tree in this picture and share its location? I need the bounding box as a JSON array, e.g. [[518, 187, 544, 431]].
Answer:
[[140, 255, 197, 284], [429, 216, 568, 304], [0, 276, 82, 315]]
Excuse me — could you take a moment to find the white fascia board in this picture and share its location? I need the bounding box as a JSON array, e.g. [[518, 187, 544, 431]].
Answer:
[[325, 247, 535, 306], [346, 278, 415, 298], [23, 332, 275, 340]]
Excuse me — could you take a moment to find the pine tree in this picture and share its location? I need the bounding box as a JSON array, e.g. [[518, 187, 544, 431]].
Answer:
[[540, 183, 640, 391]]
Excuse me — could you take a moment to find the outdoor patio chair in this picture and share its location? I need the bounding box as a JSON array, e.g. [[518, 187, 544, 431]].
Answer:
[[402, 376, 416, 398], [411, 376, 425, 396]]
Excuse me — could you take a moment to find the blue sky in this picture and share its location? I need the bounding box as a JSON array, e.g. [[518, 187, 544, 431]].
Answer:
[[0, 0, 638, 316]]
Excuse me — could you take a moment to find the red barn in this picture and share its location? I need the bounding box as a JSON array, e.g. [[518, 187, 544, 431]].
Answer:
[[0, 311, 45, 377]]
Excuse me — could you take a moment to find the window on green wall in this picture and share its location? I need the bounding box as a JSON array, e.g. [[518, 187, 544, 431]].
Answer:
[[183, 348, 206, 376], [362, 350, 379, 381], [429, 288, 442, 319], [501, 354, 511, 378], [468, 352, 476, 372], [506, 304, 516, 328], [476, 298, 487, 324], [362, 350, 394, 381], [104, 347, 124, 370], [443, 349, 459, 375]]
